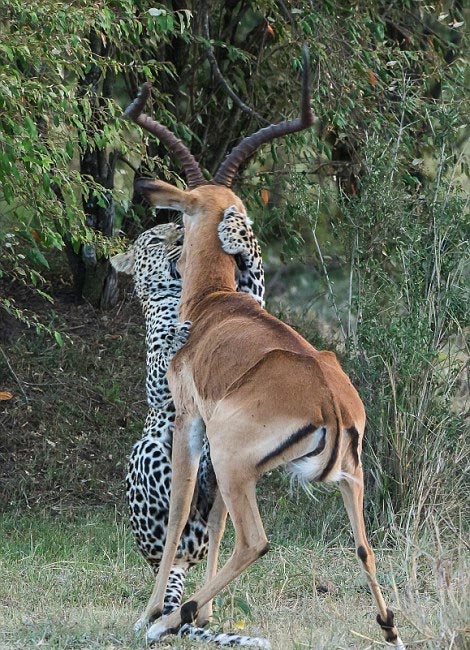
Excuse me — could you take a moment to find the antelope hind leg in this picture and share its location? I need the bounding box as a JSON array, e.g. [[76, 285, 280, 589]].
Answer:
[[196, 488, 228, 626], [339, 469, 406, 649]]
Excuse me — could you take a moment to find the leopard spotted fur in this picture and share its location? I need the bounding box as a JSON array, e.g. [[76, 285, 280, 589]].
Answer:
[[112, 208, 268, 647]]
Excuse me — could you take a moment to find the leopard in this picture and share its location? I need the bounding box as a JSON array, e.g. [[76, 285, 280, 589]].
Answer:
[[111, 207, 268, 647]]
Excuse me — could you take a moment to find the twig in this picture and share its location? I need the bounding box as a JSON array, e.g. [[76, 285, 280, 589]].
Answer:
[[350, 628, 388, 645], [236, 159, 354, 182], [433, 140, 446, 206], [347, 231, 358, 342], [311, 229, 347, 341], [0, 345, 29, 402], [275, 0, 295, 26], [112, 284, 136, 322], [390, 71, 409, 184], [202, 13, 269, 126]]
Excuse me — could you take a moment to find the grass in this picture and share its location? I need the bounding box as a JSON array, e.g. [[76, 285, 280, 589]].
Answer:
[[1, 501, 468, 650], [1, 307, 468, 649]]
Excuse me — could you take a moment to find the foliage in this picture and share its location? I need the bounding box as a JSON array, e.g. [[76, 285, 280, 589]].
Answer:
[[0, 1, 468, 520], [0, 0, 191, 315], [344, 146, 468, 527], [279, 135, 469, 524], [1, 1, 467, 317]]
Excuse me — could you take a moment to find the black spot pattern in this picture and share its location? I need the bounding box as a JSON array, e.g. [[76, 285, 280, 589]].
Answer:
[[125, 216, 266, 624]]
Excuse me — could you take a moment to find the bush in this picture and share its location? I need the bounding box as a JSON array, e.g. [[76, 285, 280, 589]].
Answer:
[[323, 140, 468, 528]]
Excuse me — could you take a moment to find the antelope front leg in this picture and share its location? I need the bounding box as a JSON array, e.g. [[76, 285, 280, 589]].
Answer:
[[147, 473, 269, 643], [139, 414, 203, 627]]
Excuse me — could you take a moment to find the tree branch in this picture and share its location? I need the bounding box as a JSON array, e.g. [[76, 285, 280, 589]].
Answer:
[[117, 154, 140, 175], [202, 12, 269, 126]]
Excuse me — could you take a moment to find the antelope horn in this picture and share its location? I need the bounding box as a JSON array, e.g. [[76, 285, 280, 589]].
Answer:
[[125, 82, 206, 188], [213, 45, 316, 188]]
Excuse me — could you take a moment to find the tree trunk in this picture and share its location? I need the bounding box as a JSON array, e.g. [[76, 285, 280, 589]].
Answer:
[[66, 32, 119, 309]]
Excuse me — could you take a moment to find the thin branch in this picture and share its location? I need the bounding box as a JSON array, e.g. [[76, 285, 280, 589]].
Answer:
[[275, 0, 295, 26], [0, 345, 29, 403], [236, 159, 355, 182], [311, 229, 347, 341], [433, 140, 446, 205], [202, 13, 270, 126], [347, 232, 358, 343], [390, 72, 410, 184]]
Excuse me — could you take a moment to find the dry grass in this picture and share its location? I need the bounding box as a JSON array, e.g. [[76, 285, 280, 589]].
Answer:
[[0, 505, 468, 650]]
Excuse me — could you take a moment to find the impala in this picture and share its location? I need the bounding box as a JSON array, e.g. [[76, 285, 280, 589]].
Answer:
[[125, 47, 405, 649]]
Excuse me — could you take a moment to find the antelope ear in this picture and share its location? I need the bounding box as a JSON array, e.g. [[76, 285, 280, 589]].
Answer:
[[135, 178, 196, 214], [110, 249, 135, 275]]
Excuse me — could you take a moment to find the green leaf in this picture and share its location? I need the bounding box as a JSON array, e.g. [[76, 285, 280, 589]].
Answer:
[[233, 597, 251, 617], [2, 183, 13, 204], [42, 173, 51, 192], [66, 141, 74, 158], [25, 117, 38, 139], [29, 248, 50, 269], [0, 44, 14, 61], [54, 331, 64, 347]]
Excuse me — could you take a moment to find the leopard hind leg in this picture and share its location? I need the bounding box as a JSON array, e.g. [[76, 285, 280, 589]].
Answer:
[[162, 564, 188, 615]]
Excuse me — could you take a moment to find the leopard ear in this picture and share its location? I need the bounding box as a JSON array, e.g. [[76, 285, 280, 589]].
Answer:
[[111, 249, 135, 275]]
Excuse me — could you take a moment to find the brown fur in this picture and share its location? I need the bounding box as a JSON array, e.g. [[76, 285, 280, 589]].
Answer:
[[136, 180, 404, 649]]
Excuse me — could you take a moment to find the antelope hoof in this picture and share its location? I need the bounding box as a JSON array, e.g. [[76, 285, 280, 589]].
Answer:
[[196, 602, 212, 626], [146, 618, 171, 643]]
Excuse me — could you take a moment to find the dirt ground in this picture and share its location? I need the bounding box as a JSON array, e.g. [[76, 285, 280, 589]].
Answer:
[[0, 265, 147, 510]]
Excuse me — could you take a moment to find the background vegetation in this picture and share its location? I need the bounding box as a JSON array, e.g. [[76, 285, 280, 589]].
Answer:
[[1, 1, 468, 648]]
